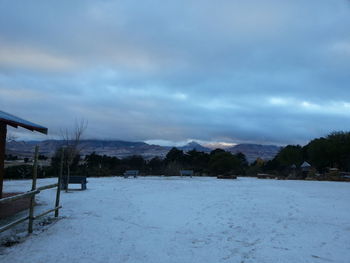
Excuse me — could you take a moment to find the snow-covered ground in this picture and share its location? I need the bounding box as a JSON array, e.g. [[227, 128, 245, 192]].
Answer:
[[1, 177, 350, 263]]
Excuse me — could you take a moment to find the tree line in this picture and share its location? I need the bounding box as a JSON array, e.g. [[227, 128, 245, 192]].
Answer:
[[52, 147, 248, 177], [5, 147, 248, 178], [5, 131, 350, 179], [249, 131, 350, 176]]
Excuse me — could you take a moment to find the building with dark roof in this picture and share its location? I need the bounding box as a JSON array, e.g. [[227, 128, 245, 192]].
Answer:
[[0, 110, 48, 197]]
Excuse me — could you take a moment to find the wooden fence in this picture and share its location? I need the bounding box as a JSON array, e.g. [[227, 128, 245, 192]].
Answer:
[[0, 146, 63, 234]]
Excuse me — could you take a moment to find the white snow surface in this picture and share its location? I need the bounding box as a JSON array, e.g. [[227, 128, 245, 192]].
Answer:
[[1, 177, 350, 263]]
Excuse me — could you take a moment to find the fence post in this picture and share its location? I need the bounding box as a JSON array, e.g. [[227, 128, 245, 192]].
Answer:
[[28, 146, 39, 234], [55, 148, 64, 217], [65, 165, 70, 192]]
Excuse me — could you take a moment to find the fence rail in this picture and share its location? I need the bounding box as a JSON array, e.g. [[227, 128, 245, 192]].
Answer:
[[0, 216, 29, 233], [0, 190, 40, 205], [0, 146, 63, 234], [37, 183, 58, 191], [34, 206, 62, 220]]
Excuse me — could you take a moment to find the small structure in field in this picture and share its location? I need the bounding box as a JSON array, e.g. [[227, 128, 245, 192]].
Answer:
[[0, 110, 47, 198], [124, 170, 139, 178], [300, 161, 313, 179], [301, 162, 312, 172], [257, 173, 275, 179], [61, 176, 87, 190], [217, 175, 237, 179], [339, 172, 350, 182], [180, 170, 193, 177], [321, 168, 348, 182]]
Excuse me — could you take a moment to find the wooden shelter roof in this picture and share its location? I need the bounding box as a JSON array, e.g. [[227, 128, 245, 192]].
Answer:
[[0, 110, 47, 134], [301, 161, 311, 168]]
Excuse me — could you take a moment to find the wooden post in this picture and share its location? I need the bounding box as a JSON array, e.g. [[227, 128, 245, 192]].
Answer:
[[66, 165, 70, 192], [0, 123, 7, 199], [55, 148, 64, 217], [28, 146, 39, 234]]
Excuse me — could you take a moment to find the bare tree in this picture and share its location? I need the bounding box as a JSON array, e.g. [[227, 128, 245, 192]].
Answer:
[[61, 119, 88, 192], [6, 132, 18, 143]]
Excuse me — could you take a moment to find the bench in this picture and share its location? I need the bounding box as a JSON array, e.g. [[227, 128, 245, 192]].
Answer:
[[257, 173, 275, 179], [217, 175, 237, 179], [61, 176, 87, 190], [124, 170, 139, 178], [180, 170, 193, 177]]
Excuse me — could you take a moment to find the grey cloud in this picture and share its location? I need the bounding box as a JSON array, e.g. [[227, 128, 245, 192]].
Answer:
[[1, 0, 350, 145]]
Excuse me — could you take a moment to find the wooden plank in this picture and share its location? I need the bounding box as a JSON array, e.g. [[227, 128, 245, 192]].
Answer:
[[0, 190, 39, 204], [0, 216, 29, 233], [28, 146, 39, 234], [34, 206, 62, 220], [37, 183, 58, 191], [0, 122, 7, 198]]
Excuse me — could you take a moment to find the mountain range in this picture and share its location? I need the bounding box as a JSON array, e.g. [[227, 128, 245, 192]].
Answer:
[[6, 140, 281, 162]]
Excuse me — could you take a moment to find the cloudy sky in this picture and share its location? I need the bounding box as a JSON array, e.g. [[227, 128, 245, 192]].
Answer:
[[1, 0, 350, 146]]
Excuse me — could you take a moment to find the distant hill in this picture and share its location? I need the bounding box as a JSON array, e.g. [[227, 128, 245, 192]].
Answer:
[[6, 140, 280, 162], [178, 141, 211, 152], [228, 144, 281, 162]]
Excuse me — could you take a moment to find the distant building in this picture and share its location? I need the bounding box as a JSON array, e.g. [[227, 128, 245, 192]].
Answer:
[[301, 161, 312, 172]]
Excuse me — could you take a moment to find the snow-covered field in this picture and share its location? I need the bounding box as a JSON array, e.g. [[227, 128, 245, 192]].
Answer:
[[1, 177, 350, 263]]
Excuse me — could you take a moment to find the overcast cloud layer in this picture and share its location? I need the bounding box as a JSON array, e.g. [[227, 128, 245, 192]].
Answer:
[[1, 0, 350, 145]]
